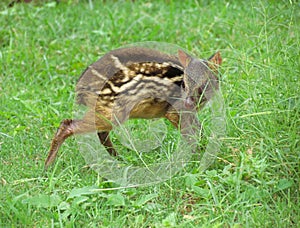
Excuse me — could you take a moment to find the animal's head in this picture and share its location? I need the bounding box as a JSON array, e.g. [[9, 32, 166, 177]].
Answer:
[[178, 50, 222, 109]]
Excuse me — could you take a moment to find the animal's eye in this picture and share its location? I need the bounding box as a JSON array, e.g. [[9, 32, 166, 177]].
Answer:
[[198, 81, 207, 94], [198, 87, 203, 94]]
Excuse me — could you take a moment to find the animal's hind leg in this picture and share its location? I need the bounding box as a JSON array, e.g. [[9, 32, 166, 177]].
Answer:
[[44, 112, 105, 169], [97, 131, 118, 156]]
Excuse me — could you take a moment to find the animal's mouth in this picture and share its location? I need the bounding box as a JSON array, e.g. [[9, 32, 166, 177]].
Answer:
[[184, 96, 195, 109], [184, 94, 208, 110]]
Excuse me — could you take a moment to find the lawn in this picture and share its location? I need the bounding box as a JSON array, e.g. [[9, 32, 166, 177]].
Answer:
[[0, 0, 299, 227]]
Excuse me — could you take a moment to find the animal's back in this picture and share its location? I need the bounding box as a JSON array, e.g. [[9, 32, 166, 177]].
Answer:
[[76, 47, 185, 118]]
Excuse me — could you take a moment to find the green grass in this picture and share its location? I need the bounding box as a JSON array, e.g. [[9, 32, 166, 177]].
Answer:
[[0, 0, 299, 227]]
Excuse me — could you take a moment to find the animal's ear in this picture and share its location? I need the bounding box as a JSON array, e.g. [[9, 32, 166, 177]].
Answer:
[[178, 50, 192, 68], [208, 51, 222, 72]]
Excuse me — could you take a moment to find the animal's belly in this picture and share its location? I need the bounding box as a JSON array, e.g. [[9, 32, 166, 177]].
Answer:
[[129, 98, 170, 119]]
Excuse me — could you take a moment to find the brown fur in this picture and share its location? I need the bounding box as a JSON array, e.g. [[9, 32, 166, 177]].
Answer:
[[44, 47, 222, 168]]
